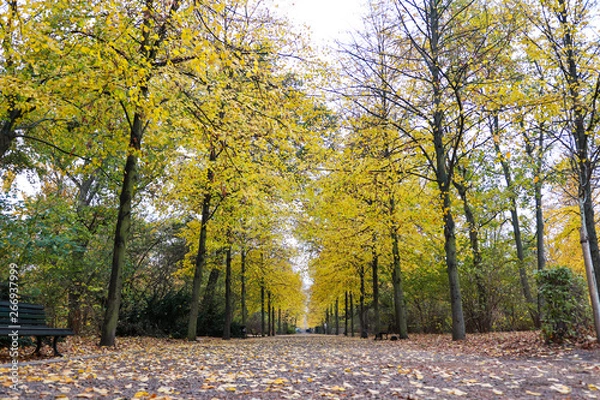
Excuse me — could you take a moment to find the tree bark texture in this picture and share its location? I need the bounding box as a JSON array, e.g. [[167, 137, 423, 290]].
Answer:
[[100, 113, 143, 346], [186, 146, 216, 340], [223, 247, 232, 340]]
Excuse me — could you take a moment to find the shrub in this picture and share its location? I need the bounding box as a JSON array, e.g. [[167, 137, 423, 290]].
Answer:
[[536, 266, 591, 344]]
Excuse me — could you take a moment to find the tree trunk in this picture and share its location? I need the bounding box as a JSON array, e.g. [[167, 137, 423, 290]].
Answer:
[[344, 291, 349, 336], [391, 231, 409, 339], [335, 298, 339, 335], [579, 199, 600, 342], [371, 249, 380, 335], [526, 129, 547, 318], [359, 265, 367, 337], [429, 0, 465, 340], [261, 284, 265, 337], [532, 140, 546, 274], [555, 0, 600, 295], [100, 114, 143, 346], [390, 196, 408, 339], [454, 178, 491, 333], [278, 308, 281, 335], [186, 147, 216, 341], [241, 250, 247, 328], [349, 292, 354, 337], [223, 247, 232, 340], [271, 305, 275, 337], [583, 192, 600, 291], [493, 126, 539, 328], [267, 291, 272, 336], [441, 193, 465, 340]]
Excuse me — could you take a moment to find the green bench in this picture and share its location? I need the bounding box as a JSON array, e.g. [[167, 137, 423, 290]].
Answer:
[[0, 300, 74, 356]]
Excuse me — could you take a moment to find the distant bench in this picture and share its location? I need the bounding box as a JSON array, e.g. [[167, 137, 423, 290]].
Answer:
[[0, 300, 74, 356]]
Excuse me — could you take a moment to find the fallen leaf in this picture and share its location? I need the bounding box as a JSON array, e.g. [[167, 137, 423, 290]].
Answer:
[[525, 390, 542, 396], [550, 384, 571, 394], [92, 387, 108, 395]]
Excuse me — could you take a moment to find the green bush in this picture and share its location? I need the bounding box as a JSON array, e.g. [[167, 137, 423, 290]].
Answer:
[[536, 266, 591, 344], [118, 290, 191, 338]]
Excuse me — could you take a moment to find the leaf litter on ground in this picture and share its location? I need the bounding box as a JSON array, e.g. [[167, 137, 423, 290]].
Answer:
[[0, 332, 598, 399]]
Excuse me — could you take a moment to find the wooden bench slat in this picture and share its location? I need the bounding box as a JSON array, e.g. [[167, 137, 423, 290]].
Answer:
[[0, 328, 74, 336], [0, 319, 47, 323], [0, 301, 44, 310], [0, 312, 47, 319]]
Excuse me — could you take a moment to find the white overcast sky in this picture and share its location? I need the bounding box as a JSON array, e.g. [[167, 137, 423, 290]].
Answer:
[[276, 0, 366, 45]]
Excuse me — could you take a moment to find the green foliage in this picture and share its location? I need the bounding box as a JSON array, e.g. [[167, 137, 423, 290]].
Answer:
[[536, 266, 591, 344]]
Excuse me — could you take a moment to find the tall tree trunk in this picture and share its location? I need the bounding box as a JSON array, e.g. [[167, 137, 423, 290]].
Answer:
[[267, 291, 272, 336], [344, 291, 349, 336], [391, 231, 409, 339], [271, 305, 275, 336], [187, 147, 216, 340], [492, 117, 539, 328], [583, 194, 600, 290], [371, 249, 380, 335], [554, 0, 600, 295], [223, 247, 232, 340], [349, 292, 354, 337], [359, 264, 367, 337], [335, 298, 339, 335], [454, 177, 491, 333], [441, 191, 465, 340], [278, 308, 281, 335], [100, 113, 143, 347], [261, 284, 265, 337], [98, 0, 180, 345], [525, 129, 547, 318], [330, 305, 334, 334], [579, 199, 600, 342], [531, 135, 546, 274], [241, 250, 247, 328], [390, 196, 408, 339], [429, 0, 465, 340]]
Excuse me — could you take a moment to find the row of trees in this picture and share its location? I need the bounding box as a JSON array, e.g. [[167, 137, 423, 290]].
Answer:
[[304, 0, 600, 340], [0, 0, 321, 343], [2, 0, 600, 344]]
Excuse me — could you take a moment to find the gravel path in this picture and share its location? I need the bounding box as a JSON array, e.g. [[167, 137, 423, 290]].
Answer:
[[1, 335, 599, 399]]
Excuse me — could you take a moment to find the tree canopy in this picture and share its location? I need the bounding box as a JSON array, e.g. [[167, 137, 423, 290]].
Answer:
[[1, 0, 600, 343]]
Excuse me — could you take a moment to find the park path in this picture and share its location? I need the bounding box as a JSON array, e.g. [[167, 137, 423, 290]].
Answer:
[[1, 334, 599, 399]]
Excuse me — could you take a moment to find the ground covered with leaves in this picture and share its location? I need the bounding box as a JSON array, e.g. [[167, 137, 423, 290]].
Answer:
[[1, 332, 599, 399]]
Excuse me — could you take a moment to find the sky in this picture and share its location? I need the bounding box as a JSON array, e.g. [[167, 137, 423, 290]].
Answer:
[[276, 0, 366, 46]]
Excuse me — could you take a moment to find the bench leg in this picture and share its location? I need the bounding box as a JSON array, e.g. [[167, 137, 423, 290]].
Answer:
[[52, 336, 63, 357], [34, 336, 43, 355]]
